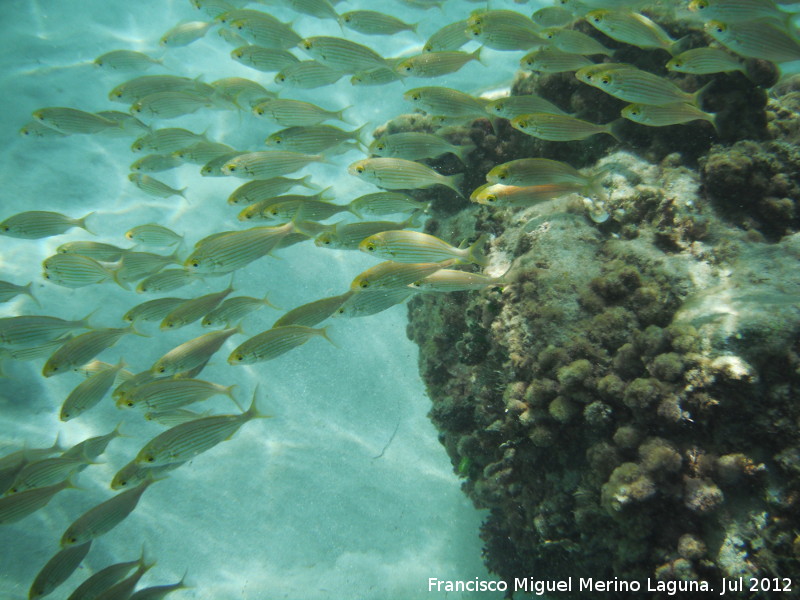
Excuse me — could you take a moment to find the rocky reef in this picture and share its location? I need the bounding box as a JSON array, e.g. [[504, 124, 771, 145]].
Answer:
[[396, 16, 800, 598]]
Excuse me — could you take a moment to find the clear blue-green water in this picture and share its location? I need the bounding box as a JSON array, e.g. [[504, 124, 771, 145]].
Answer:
[[0, 0, 546, 598]]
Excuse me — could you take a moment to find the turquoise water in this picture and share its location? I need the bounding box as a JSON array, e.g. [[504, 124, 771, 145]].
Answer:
[[0, 0, 539, 597]]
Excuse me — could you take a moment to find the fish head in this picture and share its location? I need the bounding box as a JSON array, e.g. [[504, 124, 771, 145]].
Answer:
[[266, 133, 283, 146], [585, 10, 609, 26], [665, 57, 683, 71], [299, 38, 314, 51], [395, 59, 415, 76], [487, 165, 510, 184], [228, 351, 246, 364], [466, 25, 482, 40], [315, 232, 335, 247], [347, 160, 367, 176], [688, 0, 709, 12], [358, 236, 381, 254], [621, 104, 643, 122], [705, 21, 727, 37]]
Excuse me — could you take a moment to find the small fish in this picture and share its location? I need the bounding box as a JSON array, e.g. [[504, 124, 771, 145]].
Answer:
[[0, 479, 76, 525], [272, 292, 354, 327], [227, 176, 316, 205], [349, 192, 429, 217], [227, 14, 301, 49], [109, 75, 213, 104], [95, 111, 150, 136], [471, 182, 584, 206], [314, 216, 418, 250], [117, 378, 237, 411], [253, 99, 349, 127], [130, 153, 184, 173], [704, 20, 800, 62], [403, 86, 488, 118], [92, 558, 155, 600], [115, 249, 182, 284], [28, 542, 92, 600], [510, 112, 619, 141], [134, 390, 266, 465], [0, 313, 91, 347], [265, 124, 364, 155], [160, 21, 214, 47], [111, 460, 183, 490], [576, 64, 706, 106], [231, 45, 300, 72], [19, 120, 69, 138], [210, 76, 272, 108], [144, 408, 214, 427], [61, 360, 128, 421], [0, 280, 36, 304], [56, 241, 128, 262], [136, 269, 198, 294], [61, 479, 159, 546], [201, 152, 247, 177], [125, 224, 183, 247], [130, 91, 212, 120], [65, 552, 143, 600], [123, 297, 187, 323], [160, 283, 234, 330], [256, 196, 355, 223], [298, 36, 387, 73], [7, 455, 90, 494], [666, 47, 745, 75], [485, 94, 569, 119], [585, 10, 678, 53], [42, 254, 118, 289], [350, 67, 405, 86], [348, 158, 464, 197], [486, 158, 592, 187], [395, 48, 482, 78], [1, 211, 93, 239], [0, 337, 73, 362], [42, 327, 139, 377], [334, 288, 414, 317], [62, 425, 124, 462], [172, 142, 236, 165], [151, 326, 241, 375], [688, 0, 793, 23], [411, 269, 505, 292], [531, 6, 575, 28], [128, 577, 190, 600], [275, 61, 344, 88], [287, 0, 339, 20], [622, 102, 717, 129], [466, 23, 543, 51], [131, 128, 207, 153], [360, 231, 488, 266], [521, 47, 594, 73], [94, 50, 162, 72], [221, 151, 323, 179], [370, 132, 471, 162], [228, 325, 333, 364], [128, 173, 186, 199], [423, 20, 470, 53], [202, 295, 278, 327], [32, 108, 119, 134], [339, 10, 417, 35], [350, 260, 454, 290], [184, 223, 296, 273]]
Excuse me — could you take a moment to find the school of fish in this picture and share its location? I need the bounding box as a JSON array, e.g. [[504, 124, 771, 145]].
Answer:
[[2, 0, 799, 596]]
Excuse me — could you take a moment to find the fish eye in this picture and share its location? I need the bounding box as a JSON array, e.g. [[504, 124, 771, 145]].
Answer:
[[146, 456, 154, 463], [274, 137, 282, 144], [343, 15, 351, 22], [157, 367, 166, 373], [376, 144, 385, 151], [486, 194, 497, 203], [255, 108, 263, 115], [190, 260, 200, 267], [355, 165, 364, 174], [365, 242, 376, 252], [234, 353, 244, 361], [119, 480, 127, 486], [517, 121, 527, 128], [591, 15, 601, 23], [302, 40, 312, 49], [276, 75, 285, 83], [126, 401, 134, 407], [600, 75, 611, 85], [498, 172, 507, 181], [359, 280, 370, 288]]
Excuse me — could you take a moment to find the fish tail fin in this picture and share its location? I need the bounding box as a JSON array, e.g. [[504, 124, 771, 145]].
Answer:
[[127, 322, 150, 338], [472, 46, 485, 67], [669, 35, 692, 57], [446, 172, 465, 198], [410, 22, 420, 34], [453, 143, 475, 164], [607, 118, 625, 142], [79, 307, 100, 330], [467, 233, 490, 267], [299, 174, 319, 190], [262, 293, 280, 310], [245, 385, 273, 420], [692, 80, 715, 108], [318, 325, 339, 348], [111, 269, 131, 291], [112, 421, 132, 439], [77, 212, 96, 235], [23, 282, 40, 306], [225, 384, 243, 410], [336, 105, 355, 125]]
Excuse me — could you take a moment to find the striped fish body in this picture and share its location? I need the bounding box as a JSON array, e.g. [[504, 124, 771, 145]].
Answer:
[[411, 269, 504, 292], [260, 198, 350, 222], [487, 158, 586, 187], [403, 86, 487, 117], [42, 254, 115, 288], [109, 75, 212, 104], [275, 61, 344, 88], [350, 260, 454, 290], [231, 45, 299, 72], [201, 152, 247, 177], [43, 327, 134, 377], [272, 292, 353, 327], [227, 176, 315, 205], [253, 99, 347, 126], [130, 91, 212, 119], [339, 10, 417, 35], [136, 269, 198, 293], [128, 173, 186, 199], [266, 124, 362, 154], [65, 556, 141, 600], [1, 211, 92, 239], [95, 49, 161, 72], [202, 295, 275, 327], [299, 36, 386, 73], [120, 378, 235, 410], [8, 456, 88, 493], [228, 325, 331, 364], [60, 362, 126, 421], [622, 103, 716, 128], [315, 219, 414, 250], [396, 49, 481, 77], [135, 395, 263, 465], [705, 19, 800, 62], [521, 48, 594, 73], [116, 250, 181, 283], [132, 128, 207, 153], [349, 192, 428, 217], [160, 21, 214, 47], [370, 132, 468, 161], [173, 142, 236, 165], [0, 314, 89, 346], [351, 66, 405, 85], [111, 460, 183, 490], [124, 297, 186, 323], [32, 108, 118, 134], [359, 230, 476, 264], [221, 150, 323, 178], [335, 288, 414, 317], [28, 541, 93, 600], [151, 327, 240, 375], [510, 113, 616, 141], [666, 48, 744, 75], [486, 94, 568, 119], [185, 223, 294, 273], [0, 336, 71, 361], [58, 241, 127, 261], [581, 66, 697, 105], [61, 480, 155, 546], [471, 182, 584, 206], [62, 427, 123, 462], [228, 15, 301, 49], [348, 157, 463, 196], [585, 10, 674, 52], [424, 20, 470, 53], [160, 284, 234, 329], [0, 480, 73, 525]]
